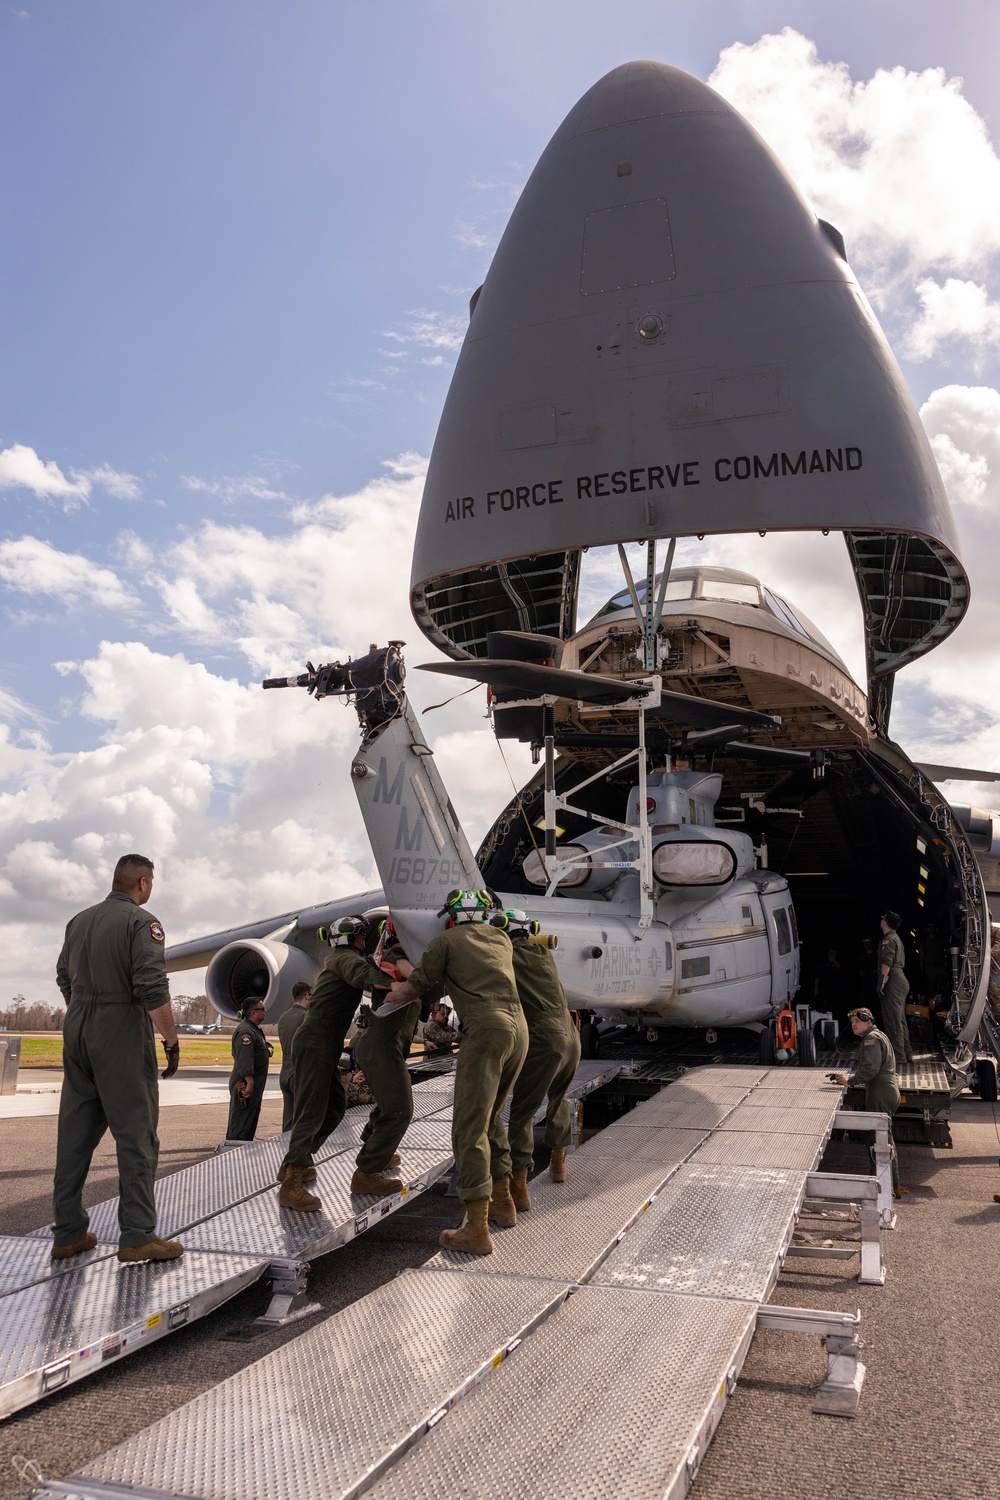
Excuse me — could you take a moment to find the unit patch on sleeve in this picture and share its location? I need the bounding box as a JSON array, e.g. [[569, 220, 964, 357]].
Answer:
[[149, 922, 165, 941]]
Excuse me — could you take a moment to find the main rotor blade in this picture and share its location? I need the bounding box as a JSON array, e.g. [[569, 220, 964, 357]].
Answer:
[[418, 659, 642, 704], [916, 761, 1000, 783], [719, 741, 816, 767], [420, 660, 780, 729]]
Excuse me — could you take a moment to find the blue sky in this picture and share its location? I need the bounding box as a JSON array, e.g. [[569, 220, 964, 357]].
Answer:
[[3, 2, 1000, 1001]]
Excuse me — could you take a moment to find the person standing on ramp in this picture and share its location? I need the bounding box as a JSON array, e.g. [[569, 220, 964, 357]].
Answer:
[[388, 890, 528, 1257], [352, 920, 421, 1194], [52, 853, 183, 1264], [278, 916, 396, 1211], [500, 912, 581, 1212]]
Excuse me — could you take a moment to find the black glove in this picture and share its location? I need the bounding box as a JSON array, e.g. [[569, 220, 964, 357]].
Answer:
[[161, 1040, 180, 1079]]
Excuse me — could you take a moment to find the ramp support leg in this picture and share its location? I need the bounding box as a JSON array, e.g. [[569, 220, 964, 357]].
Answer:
[[255, 1258, 320, 1327], [756, 1305, 865, 1417], [834, 1110, 896, 1228], [802, 1172, 885, 1284]]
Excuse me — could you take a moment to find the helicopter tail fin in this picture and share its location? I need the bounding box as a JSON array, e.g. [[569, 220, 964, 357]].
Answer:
[[351, 697, 484, 954]]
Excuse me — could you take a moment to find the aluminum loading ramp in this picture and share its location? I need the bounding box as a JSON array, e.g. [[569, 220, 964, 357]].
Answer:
[[1, 1060, 629, 1423], [0, 1080, 458, 1422], [33, 1066, 884, 1500]]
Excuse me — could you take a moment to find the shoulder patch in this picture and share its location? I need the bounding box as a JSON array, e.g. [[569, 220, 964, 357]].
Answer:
[[240, 1034, 252, 1045], [863, 1038, 874, 1045], [149, 922, 165, 941]]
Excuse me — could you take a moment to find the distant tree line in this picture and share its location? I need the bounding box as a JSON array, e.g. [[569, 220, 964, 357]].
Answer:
[[1, 997, 64, 1032], [0, 993, 223, 1032]]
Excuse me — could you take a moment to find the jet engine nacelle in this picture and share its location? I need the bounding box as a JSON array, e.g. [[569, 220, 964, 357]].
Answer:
[[206, 938, 319, 1021]]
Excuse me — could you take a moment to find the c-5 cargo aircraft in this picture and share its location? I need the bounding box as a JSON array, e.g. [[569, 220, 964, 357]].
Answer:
[[167, 60, 993, 1073]]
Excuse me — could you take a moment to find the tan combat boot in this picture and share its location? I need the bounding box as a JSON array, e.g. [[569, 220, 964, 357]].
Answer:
[[277, 1162, 317, 1183], [279, 1166, 321, 1212], [51, 1231, 97, 1260], [351, 1168, 403, 1195], [117, 1238, 184, 1264], [510, 1168, 531, 1212], [549, 1147, 567, 1183], [439, 1197, 492, 1255], [488, 1175, 517, 1228]]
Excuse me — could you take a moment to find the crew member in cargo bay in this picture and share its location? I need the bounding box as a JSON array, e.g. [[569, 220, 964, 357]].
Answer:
[[226, 999, 273, 1141], [833, 1006, 903, 1195], [878, 911, 913, 1065], [51, 853, 184, 1264], [278, 915, 397, 1211], [388, 890, 528, 1257], [502, 912, 581, 1212]]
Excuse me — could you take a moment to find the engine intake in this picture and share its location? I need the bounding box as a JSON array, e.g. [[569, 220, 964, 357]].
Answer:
[[206, 939, 319, 1021]]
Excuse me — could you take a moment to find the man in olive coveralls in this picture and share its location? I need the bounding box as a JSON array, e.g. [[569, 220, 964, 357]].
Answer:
[[503, 914, 581, 1213], [226, 998, 273, 1140], [833, 1006, 902, 1194], [389, 890, 528, 1257], [277, 916, 396, 1212], [878, 910, 913, 1063], [353, 923, 421, 1193], [277, 981, 312, 1129], [52, 853, 183, 1263]]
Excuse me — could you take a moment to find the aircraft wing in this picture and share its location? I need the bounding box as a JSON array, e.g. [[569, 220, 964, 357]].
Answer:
[[917, 763, 1000, 783], [165, 888, 385, 972]]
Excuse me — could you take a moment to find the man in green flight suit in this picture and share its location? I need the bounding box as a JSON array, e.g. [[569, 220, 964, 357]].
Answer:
[[388, 890, 528, 1257], [502, 912, 581, 1213], [353, 920, 421, 1193], [52, 853, 184, 1264], [226, 998, 273, 1140], [878, 910, 913, 1064], [833, 1006, 903, 1194], [277, 981, 312, 1130], [278, 915, 396, 1211]]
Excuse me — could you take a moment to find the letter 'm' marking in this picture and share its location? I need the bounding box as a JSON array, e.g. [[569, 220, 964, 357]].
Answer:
[[373, 760, 405, 806], [781, 451, 807, 476]]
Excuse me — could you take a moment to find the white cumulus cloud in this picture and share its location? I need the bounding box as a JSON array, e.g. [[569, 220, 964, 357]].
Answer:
[[0, 537, 138, 610], [0, 443, 91, 508], [709, 30, 1000, 353]]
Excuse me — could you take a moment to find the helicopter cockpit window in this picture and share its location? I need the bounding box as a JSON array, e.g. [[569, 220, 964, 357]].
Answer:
[[763, 587, 810, 639], [698, 579, 760, 606], [652, 840, 736, 886], [773, 907, 792, 955]]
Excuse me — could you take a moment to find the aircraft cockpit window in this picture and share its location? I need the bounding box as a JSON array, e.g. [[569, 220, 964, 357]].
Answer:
[[698, 580, 760, 606], [652, 840, 736, 886], [773, 907, 792, 955], [763, 587, 810, 639], [594, 577, 693, 619]]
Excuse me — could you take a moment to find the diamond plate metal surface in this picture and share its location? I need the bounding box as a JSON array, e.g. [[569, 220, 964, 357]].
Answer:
[[593, 1162, 805, 1302], [366, 1287, 758, 1500], [425, 1153, 674, 1284], [691, 1130, 827, 1171], [739, 1086, 841, 1110], [661, 1081, 751, 1105], [719, 1102, 837, 1136], [70, 1269, 570, 1500], [0, 1237, 116, 1296], [755, 1069, 839, 1093], [183, 1148, 451, 1259], [627, 1097, 735, 1131], [583, 1124, 709, 1165], [0, 1250, 265, 1421]]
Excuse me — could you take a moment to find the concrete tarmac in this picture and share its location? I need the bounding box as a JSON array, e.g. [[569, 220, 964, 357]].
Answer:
[[1, 1087, 999, 1499]]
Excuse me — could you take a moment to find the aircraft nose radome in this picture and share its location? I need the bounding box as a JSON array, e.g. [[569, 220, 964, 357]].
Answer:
[[411, 60, 967, 678], [555, 60, 728, 140]]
